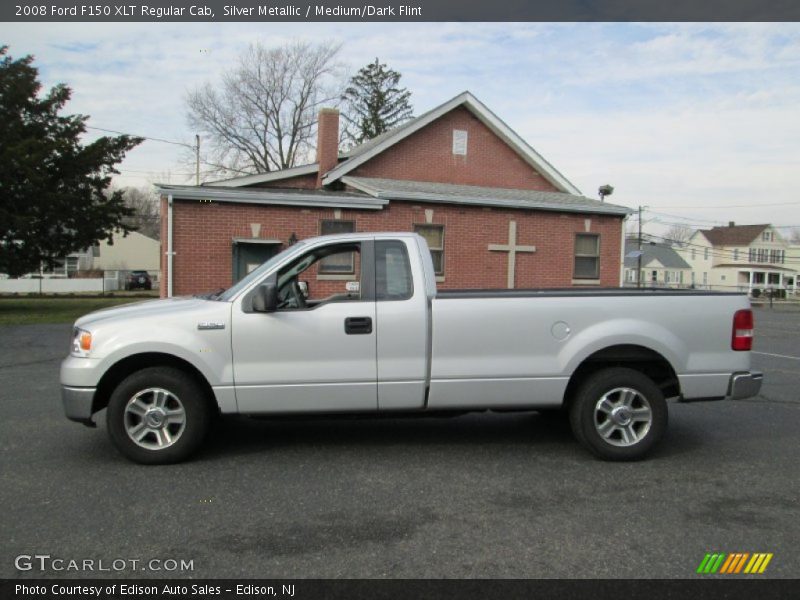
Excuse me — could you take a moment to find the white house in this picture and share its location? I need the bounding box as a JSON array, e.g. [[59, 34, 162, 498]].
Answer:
[[92, 230, 160, 272], [677, 223, 796, 294], [624, 239, 692, 287], [5, 231, 159, 279]]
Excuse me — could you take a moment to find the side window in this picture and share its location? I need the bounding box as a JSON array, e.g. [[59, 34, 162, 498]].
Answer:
[[276, 242, 363, 309], [319, 220, 355, 274], [376, 241, 413, 301], [414, 224, 444, 276]]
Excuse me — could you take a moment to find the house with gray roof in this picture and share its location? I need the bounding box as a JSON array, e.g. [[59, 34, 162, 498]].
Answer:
[[624, 239, 692, 288], [157, 91, 632, 297]]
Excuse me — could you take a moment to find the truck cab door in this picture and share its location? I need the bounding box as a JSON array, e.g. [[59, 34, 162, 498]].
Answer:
[[231, 240, 377, 413], [374, 239, 430, 410]]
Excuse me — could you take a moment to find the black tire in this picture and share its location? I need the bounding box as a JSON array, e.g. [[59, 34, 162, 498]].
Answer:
[[106, 367, 212, 464], [569, 367, 667, 461]]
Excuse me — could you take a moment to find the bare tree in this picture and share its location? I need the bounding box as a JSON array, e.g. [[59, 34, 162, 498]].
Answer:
[[664, 223, 693, 246], [120, 187, 160, 239], [788, 228, 800, 244], [186, 41, 343, 177]]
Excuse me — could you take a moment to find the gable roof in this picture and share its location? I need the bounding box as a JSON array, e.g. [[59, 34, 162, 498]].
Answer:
[[324, 92, 582, 194], [624, 239, 691, 269], [344, 177, 630, 216], [700, 224, 769, 246], [201, 91, 584, 195]]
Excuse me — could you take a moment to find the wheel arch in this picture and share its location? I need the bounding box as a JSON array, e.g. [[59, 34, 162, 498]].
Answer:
[[93, 352, 218, 416], [563, 344, 680, 407]]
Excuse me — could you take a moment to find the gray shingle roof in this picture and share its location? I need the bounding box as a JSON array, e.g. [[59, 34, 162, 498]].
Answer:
[[343, 177, 632, 216], [624, 239, 692, 269], [155, 184, 386, 210]]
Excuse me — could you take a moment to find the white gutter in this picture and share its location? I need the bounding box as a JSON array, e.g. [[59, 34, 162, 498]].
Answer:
[[167, 194, 174, 298]]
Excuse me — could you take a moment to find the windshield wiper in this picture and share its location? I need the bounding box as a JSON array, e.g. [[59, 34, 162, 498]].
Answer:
[[195, 288, 226, 300]]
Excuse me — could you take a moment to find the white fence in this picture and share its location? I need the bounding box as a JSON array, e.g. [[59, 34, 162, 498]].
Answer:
[[0, 278, 119, 294]]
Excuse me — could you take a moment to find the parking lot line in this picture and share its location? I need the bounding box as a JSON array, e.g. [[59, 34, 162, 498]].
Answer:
[[753, 351, 800, 361]]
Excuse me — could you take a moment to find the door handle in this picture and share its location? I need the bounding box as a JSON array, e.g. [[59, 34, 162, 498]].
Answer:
[[344, 316, 372, 335]]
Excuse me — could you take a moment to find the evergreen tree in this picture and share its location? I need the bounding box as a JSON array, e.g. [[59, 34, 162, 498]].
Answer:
[[341, 58, 413, 145], [0, 47, 142, 277]]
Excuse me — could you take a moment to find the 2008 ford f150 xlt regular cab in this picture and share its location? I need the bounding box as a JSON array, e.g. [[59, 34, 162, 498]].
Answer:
[[61, 233, 762, 464]]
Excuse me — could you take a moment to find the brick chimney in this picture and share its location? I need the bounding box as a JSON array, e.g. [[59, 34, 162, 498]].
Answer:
[[316, 108, 340, 188]]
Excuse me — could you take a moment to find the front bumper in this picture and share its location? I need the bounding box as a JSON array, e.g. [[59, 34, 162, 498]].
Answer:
[[728, 371, 763, 400], [62, 386, 97, 427]]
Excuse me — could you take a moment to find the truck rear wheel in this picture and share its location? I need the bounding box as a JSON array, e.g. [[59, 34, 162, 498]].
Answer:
[[106, 367, 211, 464], [569, 367, 667, 461]]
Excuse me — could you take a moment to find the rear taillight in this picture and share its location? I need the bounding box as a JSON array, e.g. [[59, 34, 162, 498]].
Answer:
[[732, 309, 754, 351]]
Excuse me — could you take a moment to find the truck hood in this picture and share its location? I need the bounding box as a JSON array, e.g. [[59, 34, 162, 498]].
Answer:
[[74, 297, 221, 329]]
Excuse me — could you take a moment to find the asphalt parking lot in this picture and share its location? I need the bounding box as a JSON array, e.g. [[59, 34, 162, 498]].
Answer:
[[1, 307, 798, 579]]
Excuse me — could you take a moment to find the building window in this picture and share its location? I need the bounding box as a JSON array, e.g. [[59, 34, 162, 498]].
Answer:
[[414, 224, 444, 275], [691, 248, 696, 260], [574, 234, 600, 280], [66, 256, 79, 274], [704, 247, 709, 260], [762, 231, 773, 242], [319, 220, 355, 273], [733, 249, 739, 261], [703, 272, 708, 285], [452, 130, 468, 156]]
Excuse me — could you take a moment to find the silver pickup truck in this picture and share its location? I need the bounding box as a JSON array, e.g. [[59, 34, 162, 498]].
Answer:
[[61, 232, 762, 464]]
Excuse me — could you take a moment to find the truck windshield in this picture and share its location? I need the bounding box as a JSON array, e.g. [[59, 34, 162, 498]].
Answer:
[[214, 242, 307, 302]]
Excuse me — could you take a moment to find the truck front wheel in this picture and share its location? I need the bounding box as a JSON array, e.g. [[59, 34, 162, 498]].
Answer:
[[106, 367, 211, 464], [569, 367, 667, 461]]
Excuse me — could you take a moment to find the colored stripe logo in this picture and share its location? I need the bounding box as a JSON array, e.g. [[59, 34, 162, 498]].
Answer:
[[697, 552, 773, 574]]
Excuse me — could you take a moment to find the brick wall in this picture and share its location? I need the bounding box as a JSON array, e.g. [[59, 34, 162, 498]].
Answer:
[[350, 107, 559, 191], [162, 198, 622, 297]]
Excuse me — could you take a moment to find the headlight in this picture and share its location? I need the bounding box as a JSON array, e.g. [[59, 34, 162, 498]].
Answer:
[[71, 327, 93, 357]]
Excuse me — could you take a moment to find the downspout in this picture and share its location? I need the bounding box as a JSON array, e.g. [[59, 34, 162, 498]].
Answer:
[[167, 194, 174, 298], [619, 215, 627, 287]]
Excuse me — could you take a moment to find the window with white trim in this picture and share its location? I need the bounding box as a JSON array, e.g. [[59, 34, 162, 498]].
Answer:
[[574, 234, 600, 280], [414, 224, 444, 275]]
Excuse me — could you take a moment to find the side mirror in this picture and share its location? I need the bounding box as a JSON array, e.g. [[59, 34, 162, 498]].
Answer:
[[252, 283, 278, 313]]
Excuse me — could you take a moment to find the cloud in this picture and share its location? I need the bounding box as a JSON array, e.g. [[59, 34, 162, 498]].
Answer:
[[3, 22, 799, 229]]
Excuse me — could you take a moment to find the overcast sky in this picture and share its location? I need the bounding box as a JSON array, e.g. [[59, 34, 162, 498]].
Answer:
[[5, 22, 800, 237]]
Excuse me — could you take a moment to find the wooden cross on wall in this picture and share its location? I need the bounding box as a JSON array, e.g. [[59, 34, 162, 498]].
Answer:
[[488, 220, 536, 289]]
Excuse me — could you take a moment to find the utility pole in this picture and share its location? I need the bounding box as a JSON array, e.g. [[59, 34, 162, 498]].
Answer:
[[637, 205, 644, 288], [195, 134, 200, 185]]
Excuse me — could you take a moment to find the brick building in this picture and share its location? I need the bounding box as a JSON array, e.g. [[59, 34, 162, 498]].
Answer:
[[157, 92, 631, 297]]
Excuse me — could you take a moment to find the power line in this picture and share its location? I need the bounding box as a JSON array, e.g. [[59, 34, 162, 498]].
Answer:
[[85, 125, 195, 149], [656, 201, 800, 209]]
